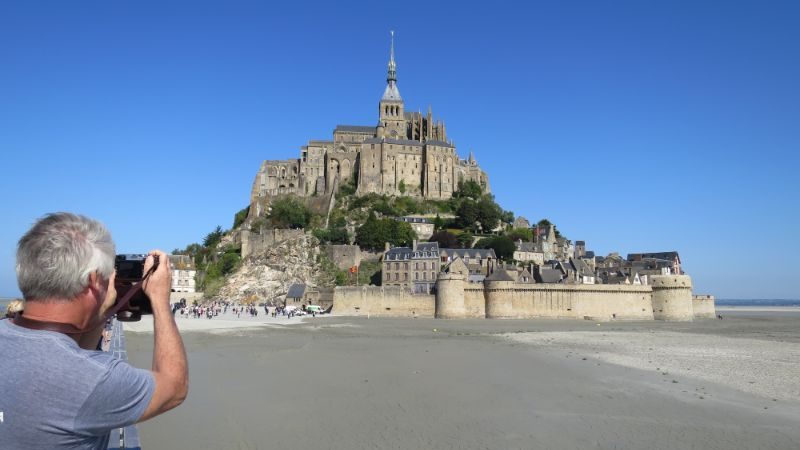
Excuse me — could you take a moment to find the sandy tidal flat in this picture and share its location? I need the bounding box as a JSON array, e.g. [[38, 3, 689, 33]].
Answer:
[[126, 311, 800, 450]]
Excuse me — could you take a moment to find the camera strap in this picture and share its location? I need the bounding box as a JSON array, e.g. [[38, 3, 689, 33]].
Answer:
[[14, 265, 158, 336]]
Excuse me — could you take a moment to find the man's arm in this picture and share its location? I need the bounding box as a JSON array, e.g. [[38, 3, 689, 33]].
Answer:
[[137, 250, 189, 422]]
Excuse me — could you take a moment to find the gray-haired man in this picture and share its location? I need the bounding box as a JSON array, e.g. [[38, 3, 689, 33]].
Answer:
[[0, 212, 188, 449]]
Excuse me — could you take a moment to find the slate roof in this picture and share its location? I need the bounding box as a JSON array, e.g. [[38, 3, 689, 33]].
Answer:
[[384, 242, 440, 261], [485, 269, 515, 282], [515, 242, 536, 252], [287, 283, 306, 299], [334, 125, 375, 134], [361, 137, 423, 147], [572, 258, 594, 277], [535, 268, 563, 284], [425, 140, 454, 148], [627, 252, 680, 263], [440, 248, 497, 260], [517, 268, 535, 284], [382, 82, 402, 101]]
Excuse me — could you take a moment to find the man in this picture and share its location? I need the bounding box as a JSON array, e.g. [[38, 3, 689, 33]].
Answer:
[[0, 213, 188, 449]]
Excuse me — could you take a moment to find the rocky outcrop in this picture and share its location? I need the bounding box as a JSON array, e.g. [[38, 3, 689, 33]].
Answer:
[[216, 232, 331, 304]]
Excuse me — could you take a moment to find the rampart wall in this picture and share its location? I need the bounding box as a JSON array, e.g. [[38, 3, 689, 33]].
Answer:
[[331, 275, 713, 322], [241, 228, 305, 259], [333, 286, 434, 318], [483, 282, 653, 321], [692, 295, 717, 319], [325, 245, 361, 271]]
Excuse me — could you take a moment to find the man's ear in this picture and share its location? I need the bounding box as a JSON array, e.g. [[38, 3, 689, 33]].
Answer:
[[87, 271, 101, 291]]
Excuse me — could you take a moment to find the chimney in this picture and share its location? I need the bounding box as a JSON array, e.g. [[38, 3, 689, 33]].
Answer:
[[384, 242, 390, 252], [412, 240, 418, 251]]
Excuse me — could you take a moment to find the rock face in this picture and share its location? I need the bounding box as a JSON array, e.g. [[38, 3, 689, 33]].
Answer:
[[216, 232, 331, 304]]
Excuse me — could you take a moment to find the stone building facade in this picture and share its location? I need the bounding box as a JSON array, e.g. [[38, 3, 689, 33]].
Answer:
[[169, 255, 196, 293], [382, 241, 440, 294], [249, 34, 490, 218]]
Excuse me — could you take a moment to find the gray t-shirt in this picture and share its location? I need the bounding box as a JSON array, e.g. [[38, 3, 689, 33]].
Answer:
[[0, 319, 155, 449]]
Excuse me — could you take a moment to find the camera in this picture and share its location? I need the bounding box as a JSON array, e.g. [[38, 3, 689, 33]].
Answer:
[[114, 254, 159, 322]]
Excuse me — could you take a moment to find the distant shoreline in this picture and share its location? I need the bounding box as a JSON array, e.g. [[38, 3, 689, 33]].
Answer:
[[717, 306, 800, 312]]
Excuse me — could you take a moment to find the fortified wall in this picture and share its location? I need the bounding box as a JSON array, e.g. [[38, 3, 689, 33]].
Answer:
[[333, 274, 714, 322], [240, 228, 305, 259], [692, 295, 717, 319], [333, 286, 434, 318], [325, 244, 361, 271]]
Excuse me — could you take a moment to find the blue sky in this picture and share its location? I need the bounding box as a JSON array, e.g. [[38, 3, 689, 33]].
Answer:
[[1, 1, 798, 299]]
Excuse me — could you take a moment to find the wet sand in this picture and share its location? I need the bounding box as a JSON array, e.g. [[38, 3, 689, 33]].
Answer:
[[126, 311, 800, 450]]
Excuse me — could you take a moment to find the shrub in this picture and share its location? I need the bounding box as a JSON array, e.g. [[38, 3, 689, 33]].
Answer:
[[269, 197, 311, 229]]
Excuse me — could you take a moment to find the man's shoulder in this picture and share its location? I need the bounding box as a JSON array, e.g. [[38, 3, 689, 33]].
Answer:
[[0, 319, 115, 374]]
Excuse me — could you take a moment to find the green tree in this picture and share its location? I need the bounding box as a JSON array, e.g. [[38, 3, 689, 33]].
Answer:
[[398, 179, 406, 195], [390, 220, 417, 247], [203, 226, 224, 248], [475, 197, 501, 232], [453, 180, 483, 200], [474, 236, 516, 261], [457, 231, 474, 249], [429, 230, 459, 249], [355, 213, 417, 251], [455, 200, 479, 230], [501, 209, 514, 224], [220, 252, 241, 275], [433, 214, 445, 231], [507, 227, 533, 242], [269, 197, 311, 229], [233, 205, 250, 229]]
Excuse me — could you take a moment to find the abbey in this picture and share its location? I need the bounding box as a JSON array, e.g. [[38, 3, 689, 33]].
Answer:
[[249, 34, 490, 216]]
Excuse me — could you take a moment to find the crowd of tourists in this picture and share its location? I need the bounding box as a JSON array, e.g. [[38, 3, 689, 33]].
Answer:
[[175, 300, 319, 319]]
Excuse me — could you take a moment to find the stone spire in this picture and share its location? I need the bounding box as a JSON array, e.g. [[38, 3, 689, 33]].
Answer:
[[382, 31, 401, 101], [388, 30, 396, 83]]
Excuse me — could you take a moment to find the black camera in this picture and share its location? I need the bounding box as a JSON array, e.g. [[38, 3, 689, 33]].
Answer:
[[114, 254, 159, 322]]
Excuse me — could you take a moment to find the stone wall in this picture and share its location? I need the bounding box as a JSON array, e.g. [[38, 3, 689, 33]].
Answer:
[[325, 244, 361, 271], [170, 292, 204, 304], [481, 283, 653, 321], [331, 275, 711, 322], [463, 284, 486, 318], [332, 286, 434, 318], [241, 228, 305, 259], [692, 295, 716, 319]]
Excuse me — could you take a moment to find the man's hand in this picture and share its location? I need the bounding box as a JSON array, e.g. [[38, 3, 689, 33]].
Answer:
[[137, 249, 188, 423], [78, 270, 117, 350], [142, 250, 171, 310], [98, 270, 117, 320]]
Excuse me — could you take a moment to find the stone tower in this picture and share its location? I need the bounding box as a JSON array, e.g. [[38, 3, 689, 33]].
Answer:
[[378, 31, 406, 139], [650, 274, 694, 321], [435, 273, 466, 319]]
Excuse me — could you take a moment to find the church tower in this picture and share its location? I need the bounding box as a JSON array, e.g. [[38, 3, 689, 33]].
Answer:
[[378, 31, 406, 139]]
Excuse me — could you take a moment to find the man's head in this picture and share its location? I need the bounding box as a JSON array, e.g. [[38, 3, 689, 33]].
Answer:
[[17, 213, 115, 302]]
